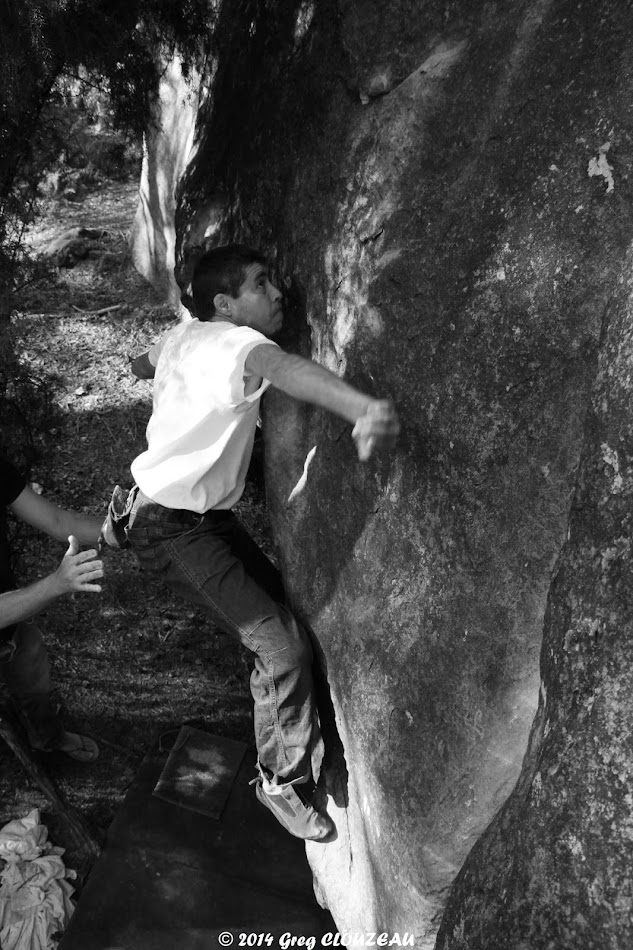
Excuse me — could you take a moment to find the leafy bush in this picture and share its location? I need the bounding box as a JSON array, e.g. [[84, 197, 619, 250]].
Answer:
[[0, 319, 60, 475]]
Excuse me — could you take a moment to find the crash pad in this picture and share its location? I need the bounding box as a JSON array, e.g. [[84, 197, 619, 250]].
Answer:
[[59, 731, 335, 950]]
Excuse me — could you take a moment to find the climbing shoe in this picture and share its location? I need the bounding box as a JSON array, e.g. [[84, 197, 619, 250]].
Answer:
[[252, 772, 334, 841]]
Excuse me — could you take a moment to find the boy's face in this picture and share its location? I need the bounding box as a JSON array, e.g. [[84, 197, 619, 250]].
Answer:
[[223, 262, 283, 337]]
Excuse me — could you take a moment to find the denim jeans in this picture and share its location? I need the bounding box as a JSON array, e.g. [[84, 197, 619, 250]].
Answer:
[[0, 621, 64, 749], [125, 487, 322, 785]]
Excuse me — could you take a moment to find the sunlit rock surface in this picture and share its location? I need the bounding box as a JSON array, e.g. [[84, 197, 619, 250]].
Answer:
[[131, 1, 633, 945]]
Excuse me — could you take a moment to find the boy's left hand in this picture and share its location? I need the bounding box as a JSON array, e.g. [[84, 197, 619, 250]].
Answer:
[[352, 400, 400, 461]]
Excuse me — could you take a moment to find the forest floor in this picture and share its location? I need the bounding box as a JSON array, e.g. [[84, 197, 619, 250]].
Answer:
[[0, 179, 273, 881]]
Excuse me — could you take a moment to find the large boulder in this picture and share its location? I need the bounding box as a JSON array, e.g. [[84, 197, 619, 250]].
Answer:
[[435, 238, 633, 948], [131, 1, 633, 945]]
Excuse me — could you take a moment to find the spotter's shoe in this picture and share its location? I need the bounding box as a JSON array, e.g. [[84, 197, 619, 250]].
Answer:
[[253, 775, 334, 841]]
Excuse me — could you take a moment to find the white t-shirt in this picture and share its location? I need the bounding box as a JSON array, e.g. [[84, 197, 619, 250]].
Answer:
[[131, 319, 276, 512]]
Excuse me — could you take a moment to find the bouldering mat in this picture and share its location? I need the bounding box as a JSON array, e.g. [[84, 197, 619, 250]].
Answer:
[[59, 731, 335, 950]]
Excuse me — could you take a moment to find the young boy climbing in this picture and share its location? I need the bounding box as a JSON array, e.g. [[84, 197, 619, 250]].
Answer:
[[121, 244, 399, 840]]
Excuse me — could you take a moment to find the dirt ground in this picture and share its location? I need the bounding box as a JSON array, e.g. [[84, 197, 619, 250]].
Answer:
[[0, 180, 273, 880]]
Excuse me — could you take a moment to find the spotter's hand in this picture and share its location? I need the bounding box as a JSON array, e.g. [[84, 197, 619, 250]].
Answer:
[[54, 535, 104, 595], [352, 400, 400, 461]]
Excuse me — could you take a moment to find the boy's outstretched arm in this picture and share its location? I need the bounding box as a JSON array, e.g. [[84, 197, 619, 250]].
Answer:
[[10, 485, 102, 545], [245, 344, 400, 460]]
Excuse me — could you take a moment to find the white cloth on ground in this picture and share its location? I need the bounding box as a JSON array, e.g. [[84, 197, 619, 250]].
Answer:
[[0, 809, 75, 950]]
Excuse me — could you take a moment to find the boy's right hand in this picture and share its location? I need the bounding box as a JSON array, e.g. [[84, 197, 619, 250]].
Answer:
[[54, 535, 104, 595], [352, 400, 400, 461]]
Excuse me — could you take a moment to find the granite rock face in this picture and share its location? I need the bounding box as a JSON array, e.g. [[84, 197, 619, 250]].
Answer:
[[435, 244, 633, 948], [131, 1, 633, 945]]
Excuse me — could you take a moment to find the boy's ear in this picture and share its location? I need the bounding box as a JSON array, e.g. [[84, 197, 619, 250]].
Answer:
[[213, 292, 232, 316]]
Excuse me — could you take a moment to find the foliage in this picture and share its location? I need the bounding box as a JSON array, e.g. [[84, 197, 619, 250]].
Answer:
[[0, 0, 212, 144], [0, 0, 214, 292], [0, 319, 60, 475], [0, 0, 214, 464]]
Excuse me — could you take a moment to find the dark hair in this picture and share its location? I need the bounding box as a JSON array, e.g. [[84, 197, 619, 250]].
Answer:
[[190, 244, 268, 320]]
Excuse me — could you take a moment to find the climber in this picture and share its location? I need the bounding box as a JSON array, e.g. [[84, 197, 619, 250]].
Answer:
[[115, 244, 399, 840], [0, 452, 103, 761]]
